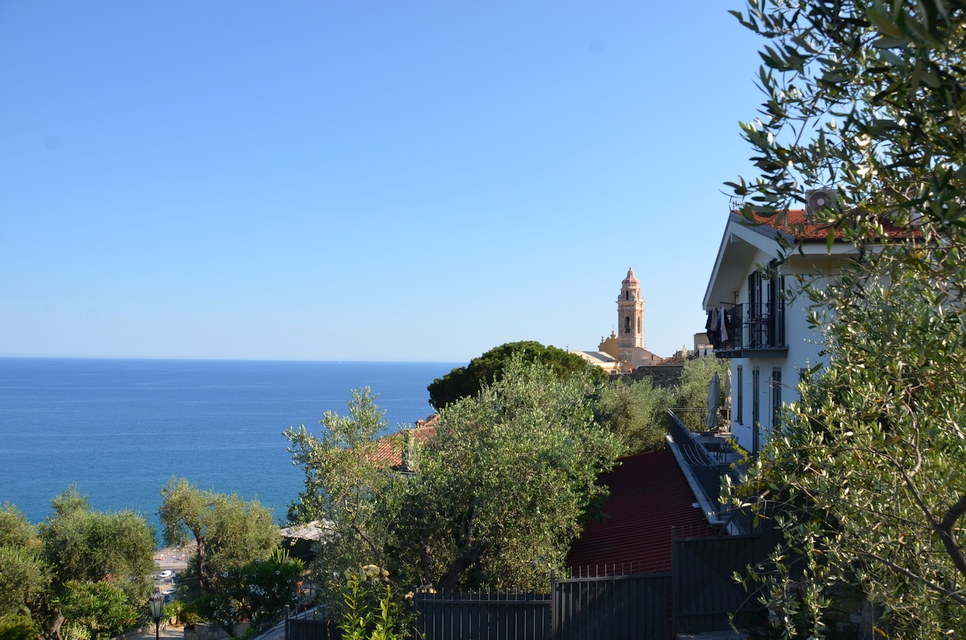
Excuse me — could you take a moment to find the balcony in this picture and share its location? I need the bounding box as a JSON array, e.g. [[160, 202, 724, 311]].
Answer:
[[666, 409, 751, 532], [713, 301, 788, 359]]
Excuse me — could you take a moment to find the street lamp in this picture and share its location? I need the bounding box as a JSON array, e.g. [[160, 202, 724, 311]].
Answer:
[[149, 591, 165, 640]]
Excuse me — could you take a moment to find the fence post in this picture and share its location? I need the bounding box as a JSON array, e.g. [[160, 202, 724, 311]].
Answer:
[[670, 526, 677, 638], [549, 570, 556, 640]]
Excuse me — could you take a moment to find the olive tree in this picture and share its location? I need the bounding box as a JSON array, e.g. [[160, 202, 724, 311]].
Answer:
[[727, 0, 966, 634], [408, 357, 623, 591], [0, 505, 48, 619], [159, 479, 279, 596], [37, 487, 154, 639], [597, 377, 674, 453], [287, 358, 623, 604], [285, 388, 407, 603]]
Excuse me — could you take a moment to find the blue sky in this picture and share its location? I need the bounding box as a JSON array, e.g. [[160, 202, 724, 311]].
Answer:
[[1, 1, 764, 363]]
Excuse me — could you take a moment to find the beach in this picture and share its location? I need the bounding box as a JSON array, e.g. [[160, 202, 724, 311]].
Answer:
[[153, 545, 192, 598]]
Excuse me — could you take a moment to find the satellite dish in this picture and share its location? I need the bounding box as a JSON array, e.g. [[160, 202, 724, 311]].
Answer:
[[806, 189, 838, 215]]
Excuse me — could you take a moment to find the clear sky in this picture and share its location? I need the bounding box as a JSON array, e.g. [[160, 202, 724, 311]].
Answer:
[[1, 1, 765, 363]]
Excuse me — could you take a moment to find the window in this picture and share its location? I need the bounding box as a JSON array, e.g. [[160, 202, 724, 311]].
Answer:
[[624, 316, 630, 334], [752, 367, 760, 455], [746, 268, 786, 348], [771, 368, 782, 427], [736, 366, 743, 425]]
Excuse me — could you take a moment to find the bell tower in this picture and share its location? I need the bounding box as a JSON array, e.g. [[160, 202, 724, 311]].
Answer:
[[617, 267, 644, 350]]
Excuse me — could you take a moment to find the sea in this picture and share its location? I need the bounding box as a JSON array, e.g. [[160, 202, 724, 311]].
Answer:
[[0, 358, 460, 533]]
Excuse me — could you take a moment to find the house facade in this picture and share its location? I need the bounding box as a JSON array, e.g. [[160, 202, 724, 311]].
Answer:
[[702, 212, 859, 455]]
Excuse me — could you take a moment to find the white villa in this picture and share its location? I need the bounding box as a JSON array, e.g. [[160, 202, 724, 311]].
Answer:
[[703, 210, 870, 454]]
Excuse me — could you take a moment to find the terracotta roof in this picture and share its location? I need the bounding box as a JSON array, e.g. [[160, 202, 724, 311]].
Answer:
[[370, 420, 437, 470], [565, 449, 712, 576], [752, 209, 917, 242], [622, 267, 639, 285]]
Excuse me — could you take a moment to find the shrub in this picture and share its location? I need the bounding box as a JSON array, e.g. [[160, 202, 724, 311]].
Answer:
[[0, 613, 39, 640]]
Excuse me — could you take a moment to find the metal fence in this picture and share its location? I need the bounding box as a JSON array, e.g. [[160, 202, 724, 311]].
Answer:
[[672, 529, 770, 633], [407, 529, 773, 640], [413, 592, 551, 640], [552, 570, 671, 640], [286, 610, 340, 640]]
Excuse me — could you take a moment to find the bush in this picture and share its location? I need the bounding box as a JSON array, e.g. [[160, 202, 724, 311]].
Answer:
[[339, 566, 406, 640], [0, 613, 39, 640], [200, 555, 304, 635], [598, 377, 674, 453]]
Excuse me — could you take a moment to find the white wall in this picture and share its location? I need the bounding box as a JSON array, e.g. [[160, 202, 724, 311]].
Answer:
[[726, 250, 838, 454]]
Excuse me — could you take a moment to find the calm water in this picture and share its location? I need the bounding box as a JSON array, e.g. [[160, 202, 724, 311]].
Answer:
[[0, 358, 459, 529]]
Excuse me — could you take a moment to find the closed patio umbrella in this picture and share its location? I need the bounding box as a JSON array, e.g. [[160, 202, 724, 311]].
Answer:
[[706, 372, 721, 431]]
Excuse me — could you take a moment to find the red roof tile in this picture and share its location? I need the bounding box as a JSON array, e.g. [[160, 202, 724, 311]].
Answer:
[[751, 209, 917, 242], [565, 449, 712, 576], [370, 421, 437, 469]]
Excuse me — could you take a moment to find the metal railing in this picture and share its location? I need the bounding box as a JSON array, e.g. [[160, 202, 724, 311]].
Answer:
[[720, 301, 786, 352], [666, 409, 751, 532]]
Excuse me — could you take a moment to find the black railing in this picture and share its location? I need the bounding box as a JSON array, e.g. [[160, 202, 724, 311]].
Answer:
[[716, 300, 786, 354], [666, 410, 750, 531]]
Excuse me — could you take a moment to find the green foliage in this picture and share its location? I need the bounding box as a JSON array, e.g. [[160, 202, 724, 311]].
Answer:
[[159, 478, 280, 595], [285, 388, 409, 616], [401, 357, 622, 591], [39, 487, 155, 605], [0, 506, 48, 618], [597, 377, 674, 453], [734, 261, 966, 635], [339, 566, 404, 640], [727, 0, 966, 247], [427, 341, 607, 410], [285, 387, 396, 527], [728, 0, 966, 634], [288, 359, 622, 605], [60, 580, 139, 640], [670, 357, 730, 433], [0, 546, 49, 618], [674, 357, 730, 410], [200, 555, 304, 635], [176, 599, 204, 626], [0, 613, 39, 640], [0, 504, 36, 550]]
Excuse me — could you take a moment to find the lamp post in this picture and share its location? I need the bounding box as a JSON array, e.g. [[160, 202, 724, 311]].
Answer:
[[149, 591, 164, 640]]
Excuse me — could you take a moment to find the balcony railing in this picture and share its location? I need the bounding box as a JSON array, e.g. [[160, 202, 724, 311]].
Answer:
[[714, 301, 787, 358], [667, 409, 753, 533]]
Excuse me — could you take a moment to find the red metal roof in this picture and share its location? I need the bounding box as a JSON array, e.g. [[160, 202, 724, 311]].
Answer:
[[565, 449, 712, 576]]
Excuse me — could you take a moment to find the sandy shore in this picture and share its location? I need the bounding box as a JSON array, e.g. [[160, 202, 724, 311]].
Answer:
[[154, 543, 194, 572]]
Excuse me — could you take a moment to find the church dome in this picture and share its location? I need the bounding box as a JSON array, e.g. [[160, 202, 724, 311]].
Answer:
[[622, 267, 639, 285]]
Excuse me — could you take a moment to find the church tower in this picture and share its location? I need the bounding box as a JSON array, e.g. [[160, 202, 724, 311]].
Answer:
[[617, 267, 644, 350]]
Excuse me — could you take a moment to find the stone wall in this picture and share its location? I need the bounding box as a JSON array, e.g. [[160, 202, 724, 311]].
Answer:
[[184, 623, 232, 640], [613, 364, 684, 390]]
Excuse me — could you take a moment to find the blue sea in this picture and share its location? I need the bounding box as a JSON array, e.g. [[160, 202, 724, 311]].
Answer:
[[0, 358, 460, 530]]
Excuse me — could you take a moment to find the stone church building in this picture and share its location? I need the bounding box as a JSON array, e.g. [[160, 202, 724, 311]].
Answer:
[[575, 267, 664, 373]]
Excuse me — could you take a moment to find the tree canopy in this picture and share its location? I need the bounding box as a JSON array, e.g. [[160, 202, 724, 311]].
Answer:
[[597, 377, 674, 453], [159, 478, 279, 596], [728, 0, 966, 634], [288, 358, 623, 610], [0, 506, 47, 621], [5, 486, 157, 640], [427, 341, 608, 409], [285, 388, 405, 599], [408, 357, 622, 591]]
